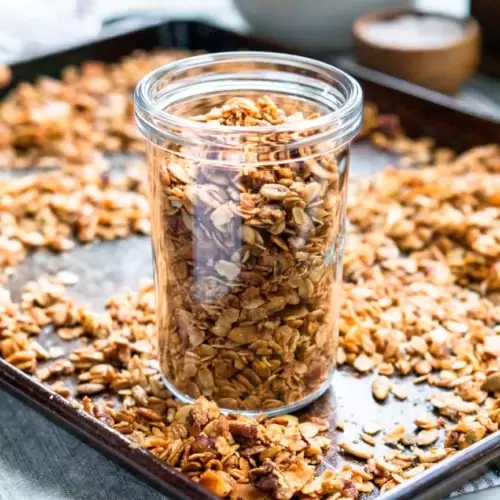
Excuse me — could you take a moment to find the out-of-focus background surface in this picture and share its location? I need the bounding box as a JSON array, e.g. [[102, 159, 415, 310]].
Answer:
[[0, 0, 471, 62], [0, 0, 498, 118]]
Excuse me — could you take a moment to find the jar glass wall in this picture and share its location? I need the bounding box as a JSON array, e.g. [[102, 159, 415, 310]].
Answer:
[[135, 52, 362, 416]]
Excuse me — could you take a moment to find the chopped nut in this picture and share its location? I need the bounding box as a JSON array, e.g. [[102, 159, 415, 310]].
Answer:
[[198, 470, 234, 497], [482, 372, 500, 392]]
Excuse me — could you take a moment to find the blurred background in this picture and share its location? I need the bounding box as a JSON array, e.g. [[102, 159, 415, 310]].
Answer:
[[0, 0, 471, 60], [0, 0, 498, 118]]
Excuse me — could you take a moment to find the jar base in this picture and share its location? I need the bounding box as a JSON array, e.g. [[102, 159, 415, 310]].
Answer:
[[160, 374, 335, 417]]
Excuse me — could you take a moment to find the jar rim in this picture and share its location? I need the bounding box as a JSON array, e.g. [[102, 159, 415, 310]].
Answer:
[[135, 51, 363, 145]]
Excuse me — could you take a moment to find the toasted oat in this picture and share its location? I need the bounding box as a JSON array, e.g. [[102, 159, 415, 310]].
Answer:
[[384, 426, 406, 444], [75, 383, 106, 395], [338, 440, 374, 460], [361, 432, 376, 446], [152, 95, 343, 412], [353, 353, 374, 373], [363, 421, 382, 435], [391, 383, 409, 400], [417, 449, 449, 463], [415, 429, 440, 447], [483, 372, 500, 392], [56, 270, 79, 286], [1, 47, 500, 500], [372, 376, 391, 401], [414, 413, 439, 430]]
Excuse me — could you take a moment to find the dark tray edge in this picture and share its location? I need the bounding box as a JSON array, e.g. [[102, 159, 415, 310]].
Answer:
[[0, 358, 217, 500], [2, 355, 500, 500]]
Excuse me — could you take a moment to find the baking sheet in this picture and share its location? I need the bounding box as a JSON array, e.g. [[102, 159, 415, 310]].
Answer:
[[1, 19, 500, 500]]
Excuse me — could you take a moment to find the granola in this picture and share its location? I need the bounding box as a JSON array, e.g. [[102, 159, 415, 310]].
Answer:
[[0, 47, 499, 499], [0, 50, 195, 169], [150, 96, 347, 412]]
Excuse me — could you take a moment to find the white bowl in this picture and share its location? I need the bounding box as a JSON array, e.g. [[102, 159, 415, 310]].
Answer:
[[233, 0, 410, 51]]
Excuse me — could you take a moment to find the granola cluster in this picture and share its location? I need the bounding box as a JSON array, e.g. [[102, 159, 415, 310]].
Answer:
[[0, 50, 195, 169], [0, 279, 369, 499], [0, 164, 149, 285], [0, 48, 499, 499], [150, 96, 345, 412]]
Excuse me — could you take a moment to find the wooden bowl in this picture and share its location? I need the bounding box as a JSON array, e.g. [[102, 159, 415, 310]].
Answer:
[[353, 9, 481, 95]]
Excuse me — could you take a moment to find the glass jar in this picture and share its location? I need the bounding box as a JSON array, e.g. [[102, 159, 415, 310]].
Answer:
[[135, 52, 362, 416]]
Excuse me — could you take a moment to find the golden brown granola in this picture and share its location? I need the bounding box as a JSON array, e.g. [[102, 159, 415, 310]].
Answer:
[[0, 50, 195, 169], [0, 48, 499, 499], [0, 164, 150, 285], [150, 95, 344, 412]]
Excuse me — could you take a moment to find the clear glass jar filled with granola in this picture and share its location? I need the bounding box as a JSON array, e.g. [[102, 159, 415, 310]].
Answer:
[[135, 52, 362, 416]]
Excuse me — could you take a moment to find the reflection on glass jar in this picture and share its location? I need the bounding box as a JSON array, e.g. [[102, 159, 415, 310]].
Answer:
[[136, 52, 362, 416]]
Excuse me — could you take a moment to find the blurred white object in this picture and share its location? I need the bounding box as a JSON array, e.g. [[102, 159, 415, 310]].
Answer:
[[232, 0, 411, 51], [0, 0, 101, 62], [362, 14, 466, 49]]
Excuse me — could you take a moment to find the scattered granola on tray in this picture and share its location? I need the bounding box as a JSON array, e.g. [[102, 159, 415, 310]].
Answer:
[[0, 48, 500, 499]]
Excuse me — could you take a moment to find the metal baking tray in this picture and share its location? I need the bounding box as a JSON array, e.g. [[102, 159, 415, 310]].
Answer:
[[1, 19, 500, 500]]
